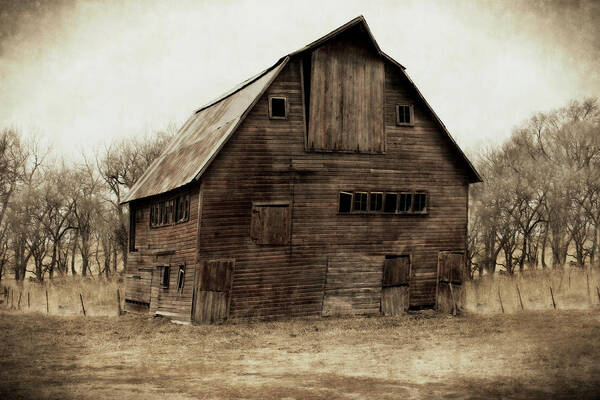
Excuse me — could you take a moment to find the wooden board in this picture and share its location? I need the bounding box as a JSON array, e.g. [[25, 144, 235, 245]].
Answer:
[[322, 255, 383, 316], [438, 251, 465, 284], [308, 28, 384, 153], [381, 286, 409, 315], [193, 259, 235, 323]]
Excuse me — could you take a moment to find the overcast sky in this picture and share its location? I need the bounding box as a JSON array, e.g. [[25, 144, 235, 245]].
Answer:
[[1, 0, 599, 158]]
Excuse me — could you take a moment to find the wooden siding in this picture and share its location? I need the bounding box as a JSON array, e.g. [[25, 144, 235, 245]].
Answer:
[[322, 255, 383, 316], [195, 44, 469, 320], [307, 28, 384, 153], [124, 187, 200, 323]]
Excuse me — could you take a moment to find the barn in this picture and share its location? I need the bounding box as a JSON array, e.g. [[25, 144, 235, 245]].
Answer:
[[121, 16, 481, 324]]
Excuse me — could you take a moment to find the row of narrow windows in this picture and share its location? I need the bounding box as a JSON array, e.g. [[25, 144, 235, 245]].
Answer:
[[158, 265, 186, 292], [150, 195, 190, 227], [269, 96, 414, 126], [339, 191, 427, 214]]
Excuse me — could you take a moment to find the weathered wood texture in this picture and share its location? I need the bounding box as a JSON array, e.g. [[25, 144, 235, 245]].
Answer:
[[308, 27, 385, 153], [193, 259, 234, 323], [126, 26, 470, 322], [124, 187, 199, 323], [438, 251, 465, 284], [322, 255, 383, 316], [381, 286, 409, 315]]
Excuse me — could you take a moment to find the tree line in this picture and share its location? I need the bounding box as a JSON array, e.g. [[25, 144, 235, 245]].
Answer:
[[468, 98, 600, 277], [0, 127, 174, 282]]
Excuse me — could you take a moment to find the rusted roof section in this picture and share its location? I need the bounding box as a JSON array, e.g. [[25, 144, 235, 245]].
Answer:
[[122, 59, 287, 203]]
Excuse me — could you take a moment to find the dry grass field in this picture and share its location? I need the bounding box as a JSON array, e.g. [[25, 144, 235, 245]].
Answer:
[[1, 269, 600, 399], [1, 308, 599, 399]]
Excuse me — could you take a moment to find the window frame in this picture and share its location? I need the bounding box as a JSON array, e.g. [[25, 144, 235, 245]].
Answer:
[[396, 104, 414, 127], [337, 190, 429, 215], [269, 96, 288, 120], [369, 192, 383, 213], [177, 264, 185, 292], [150, 193, 190, 229], [352, 192, 369, 213], [160, 266, 170, 289]]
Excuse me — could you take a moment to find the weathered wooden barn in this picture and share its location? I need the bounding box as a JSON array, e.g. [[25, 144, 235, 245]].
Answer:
[[122, 16, 481, 324]]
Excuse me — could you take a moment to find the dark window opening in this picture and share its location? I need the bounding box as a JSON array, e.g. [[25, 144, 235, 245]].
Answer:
[[396, 104, 413, 126], [269, 96, 287, 119], [177, 265, 185, 292], [369, 192, 383, 212], [339, 192, 353, 214], [353, 192, 368, 212], [150, 194, 190, 228], [129, 204, 137, 252], [384, 193, 398, 213], [413, 192, 427, 212], [398, 192, 412, 212], [160, 266, 170, 289]]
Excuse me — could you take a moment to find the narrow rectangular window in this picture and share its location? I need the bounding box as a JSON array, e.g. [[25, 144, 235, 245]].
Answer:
[[369, 192, 383, 212], [177, 265, 185, 291], [339, 192, 353, 214], [129, 204, 136, 252], [353, 192, 368, 212], [413, 192, 428, 213], [398, 192, 413, 213], [396, 104, 414, 126], [383, 193, 398, 213], [269, 96, 287, 119], [161, 266, 170, 289]]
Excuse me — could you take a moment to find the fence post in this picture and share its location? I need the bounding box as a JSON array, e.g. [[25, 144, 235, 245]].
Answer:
[[79, 293, 86, 317], [549, 286, 556, 310], [45, 290, 49, 314], [116, 289, 122, 316], [516, 283, 524, 311], [587, 270, 591, 303], [27, 292, 30, 309], [497, 286, 504, 314]]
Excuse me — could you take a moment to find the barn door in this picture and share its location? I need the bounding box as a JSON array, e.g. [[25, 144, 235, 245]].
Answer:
[[436, 251, 465, 313], [193, 259, 235, 324], [381, 255, 410, 315]]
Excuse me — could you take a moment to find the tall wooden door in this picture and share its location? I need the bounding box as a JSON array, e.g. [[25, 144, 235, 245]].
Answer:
[[193, 259, 235, 324], [436, 251, 465, 313], [381, 255, 410, 315]]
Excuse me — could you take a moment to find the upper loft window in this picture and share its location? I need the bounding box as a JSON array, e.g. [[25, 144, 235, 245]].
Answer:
[[269, 96, 287, 119], [396, 104, 414, 126], [150, 194, 190, 228]]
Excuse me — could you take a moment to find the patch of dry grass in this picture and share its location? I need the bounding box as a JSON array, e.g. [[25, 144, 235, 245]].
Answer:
[[0, 277, 123, 317], [464, 267, 600, 314], [1, 310, 599, 399]]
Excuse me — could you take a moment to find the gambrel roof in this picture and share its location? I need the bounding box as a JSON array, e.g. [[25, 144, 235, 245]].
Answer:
[[123, 16, 481, 204]]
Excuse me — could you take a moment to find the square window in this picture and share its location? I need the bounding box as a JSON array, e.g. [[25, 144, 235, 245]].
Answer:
[[413, 192, 427, 212], [369, 192, 383, 212], [384, 193, 398, 213], [269, 96, 287, 119], [396, 104, 414, 126], [339, 192, 353, 214], [398, 193, 413, 212], [353, 192, 368, 212]]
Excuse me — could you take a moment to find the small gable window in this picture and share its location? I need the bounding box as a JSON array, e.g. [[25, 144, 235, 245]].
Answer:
[[396, 104, 414, 126], [269, 96, 287, 119], [353, 192, 368, 212], [338, 191, 428, 215], [369, 192, 383, 212], [339, 192, 353, 214]]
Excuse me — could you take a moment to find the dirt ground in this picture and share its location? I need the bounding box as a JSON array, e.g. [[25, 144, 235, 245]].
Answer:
[[1, 309, 599, 400]]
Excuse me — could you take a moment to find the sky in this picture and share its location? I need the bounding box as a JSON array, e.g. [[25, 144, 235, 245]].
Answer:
[[1, 0, 599, 158]]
